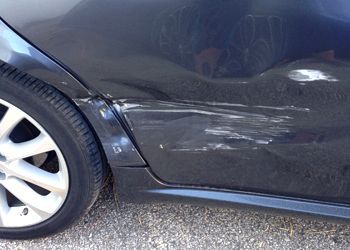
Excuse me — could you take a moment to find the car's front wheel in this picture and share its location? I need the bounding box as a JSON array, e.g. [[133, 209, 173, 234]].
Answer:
[[0, 63, 105, 239]]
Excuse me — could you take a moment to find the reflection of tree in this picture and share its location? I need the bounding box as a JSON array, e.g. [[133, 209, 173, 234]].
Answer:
[[152, 0, 350, 79], [152, 3, 289, 78], [217, 15, 287, 77], [152, 5, 200, 71]]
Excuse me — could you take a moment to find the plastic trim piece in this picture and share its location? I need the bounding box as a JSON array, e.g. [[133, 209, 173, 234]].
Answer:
[[113, 167, 350, 221], [76, 98, 146, 167]]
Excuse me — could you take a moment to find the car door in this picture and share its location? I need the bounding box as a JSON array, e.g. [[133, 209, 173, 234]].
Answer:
[[2, 0, 350, 204]]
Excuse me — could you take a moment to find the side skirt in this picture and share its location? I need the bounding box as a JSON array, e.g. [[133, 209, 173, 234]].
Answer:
[[112, 166, 350, 222]]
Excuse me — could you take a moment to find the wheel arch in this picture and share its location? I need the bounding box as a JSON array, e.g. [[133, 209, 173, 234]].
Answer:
[[0, 18, 146, 169], [0, 18, 93, 99]]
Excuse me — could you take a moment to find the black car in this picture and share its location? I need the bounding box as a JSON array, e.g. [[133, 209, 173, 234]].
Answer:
[[1, 0, 350, 239]]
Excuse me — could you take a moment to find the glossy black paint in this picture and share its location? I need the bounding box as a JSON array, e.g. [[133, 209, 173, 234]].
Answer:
[[2, 0, 350, 214], [0, 19, 91, 99], [0, 19, 146, 168], [114, 167, 350, 222], [75, 98, 146, 167]]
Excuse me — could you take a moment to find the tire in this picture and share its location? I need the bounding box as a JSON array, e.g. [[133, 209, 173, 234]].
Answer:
[[0, 62, 104, 239]]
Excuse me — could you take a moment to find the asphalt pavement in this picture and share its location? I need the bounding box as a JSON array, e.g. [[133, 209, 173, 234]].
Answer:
[[1, 181, 350, 250]]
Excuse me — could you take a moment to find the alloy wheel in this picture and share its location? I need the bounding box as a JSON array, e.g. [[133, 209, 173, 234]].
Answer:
[[0, 98, 69, 228]]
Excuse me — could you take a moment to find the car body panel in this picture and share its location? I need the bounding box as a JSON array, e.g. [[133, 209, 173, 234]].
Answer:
[[0, 19, 146, 168], [0, 18, 91, 99], [2, 0, 350, 211], [75, 98, 146, 167], [114, 167, 350, 221]]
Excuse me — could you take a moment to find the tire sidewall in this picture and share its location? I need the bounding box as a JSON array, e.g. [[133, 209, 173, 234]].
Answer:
[[0, 77, 97, 238]]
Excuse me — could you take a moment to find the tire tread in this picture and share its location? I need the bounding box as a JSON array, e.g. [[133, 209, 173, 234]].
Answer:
[[0, 62, 104, 236]]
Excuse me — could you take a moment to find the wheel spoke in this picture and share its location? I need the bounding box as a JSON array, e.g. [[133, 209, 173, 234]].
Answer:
[[0, 106, 24, 142], [0, 99, 69, 228], [2, 177, 59, 214], [6, 160, 65, 193], [0, 186, 9, 226], [1, 132, 56, 161]]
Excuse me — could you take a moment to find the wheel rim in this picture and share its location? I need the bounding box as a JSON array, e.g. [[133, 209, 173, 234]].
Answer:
[[0, 98, 69, 228]]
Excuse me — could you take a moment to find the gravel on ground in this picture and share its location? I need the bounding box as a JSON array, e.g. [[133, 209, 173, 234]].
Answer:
[[1, 181, 350, 250]]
